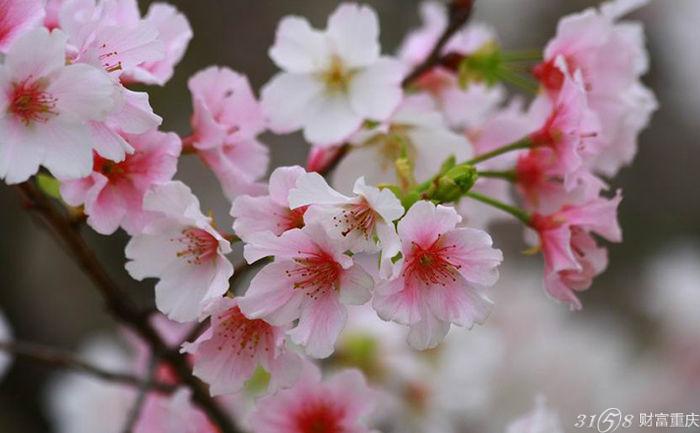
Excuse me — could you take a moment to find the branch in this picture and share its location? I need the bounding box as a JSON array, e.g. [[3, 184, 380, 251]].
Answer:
[[402, 0, 476, 87], [0, 340, 175, 394], [13, 181, 241, 433], [121, 354, 158, 433]]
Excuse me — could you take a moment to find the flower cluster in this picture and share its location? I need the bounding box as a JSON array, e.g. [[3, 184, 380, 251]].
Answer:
[[0, 0, 656, 431]]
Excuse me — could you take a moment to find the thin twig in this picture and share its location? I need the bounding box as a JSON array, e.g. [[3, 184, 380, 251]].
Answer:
[[402, 0, 476, 87], [121, 354, 158, 433], [13, 181, 241, 433], [0, 340, 175, 394]]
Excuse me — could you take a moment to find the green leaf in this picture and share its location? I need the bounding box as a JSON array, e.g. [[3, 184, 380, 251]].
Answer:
[[36, 173, 62, 200]]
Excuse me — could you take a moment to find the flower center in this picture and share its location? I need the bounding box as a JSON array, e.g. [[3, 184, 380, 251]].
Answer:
[[217, 306, 272, 356], [321, 56, 353, 92], [294, 401, 345, 433], [9, 79, 58, 126], [332, 199, 377, 239], [533, 59, 565, 92], [172, 228, 219, 265], [280, 206, 308, 232], [404, 235, 461, 287], [285, 252, 341, 299], [93, 154, 130, 181]]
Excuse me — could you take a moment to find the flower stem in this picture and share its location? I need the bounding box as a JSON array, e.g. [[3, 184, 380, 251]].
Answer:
[[466, 137, 532, 165], [464, 191, 531, 224], [477, 170, 517, 181]]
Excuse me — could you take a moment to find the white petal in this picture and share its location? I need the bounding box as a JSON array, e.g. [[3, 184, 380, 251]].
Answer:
[[327, 3, 380, 68], [303, 92, 363, 145], [338, 265, 373, 305], [288, 171, 350, 209], [5, 28, 66, 79], [348, 57, 405, 120], [50, 64, 118, 122], [269, 16, 330, 73], [261, 72, 324, 134]]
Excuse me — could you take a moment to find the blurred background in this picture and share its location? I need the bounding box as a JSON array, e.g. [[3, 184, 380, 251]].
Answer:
[[0, 0, 698, 432]]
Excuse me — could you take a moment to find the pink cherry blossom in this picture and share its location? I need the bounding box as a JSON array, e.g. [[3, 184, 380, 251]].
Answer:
[[248, 363, 377, 433], [306, 145, 343, 173], [0, 0, 44, 53], [60, 129, 181, 235], [534, 0, 656, 176], [124, 3, 193, 86], [188, 66, 269, 200], [134, 389, 218, 433], [182, 297, 301, 396], [230, 166, 308, 243], [261, 3, 406, 146], [515, 147, 606, 214], [398, 1, 503, 129], [56, 0, 165, 160], [373, 201, 502, 350], [289, 172, 404, 278], [239, 224, 373, 358], [528, 61, 601, 190], [530, 191, 622, 310], [333, 94, 472, 193], [0, 28, 121, 184], [125, 181, 233, 322]]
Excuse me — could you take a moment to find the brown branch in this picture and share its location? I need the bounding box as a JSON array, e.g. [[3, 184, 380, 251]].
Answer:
[[402, 0, 476, 87], [14, 181, 241, 433], [0, 340, 175, 394]]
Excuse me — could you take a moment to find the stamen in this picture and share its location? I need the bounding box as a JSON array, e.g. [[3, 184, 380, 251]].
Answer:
[[171, 228, 219, 265], [284, 251, 341, 300], [9, 78, 58, 126], [215, 307, 272, 358], [403, 234, 462, 287], [332, 199, 377, 239]]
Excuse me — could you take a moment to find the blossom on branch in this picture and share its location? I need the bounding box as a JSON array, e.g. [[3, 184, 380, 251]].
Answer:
[[125, 181, 233, 322], [261, 3, 405, 145], [60, 129, 181, 235], [188, 66, 269, 200], [0, 28, 120, 183], [248, 363, 377, 433], [239, 224, 373, 358], [183, 297, 301, 396], [373, 201, 502, 350]]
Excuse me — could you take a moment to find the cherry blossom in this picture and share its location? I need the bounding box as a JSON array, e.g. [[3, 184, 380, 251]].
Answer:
[[188, 66, 269, 199], [0, 28, 121, 184], [261, 3, 405, 145], [289, 172, 404, 277], [528, 61, 602, 190], [124, 2, 193, 86], [398, 1, 504, 129], [55, 0, 166, 161], [230, 166, 307, 243], [125, 181, 233, 322], [60, 129, 181, 235], [182, 297, 301, 396], [535, 0, 657, 175], [248, 363, 377, 433], [239, 224, 373, 358], [134, 389, 219, 433], [0, 0, 44, 53], [373, 201, 502, 350], [530, 191, 622, 310], [333, 94, 472, 193]]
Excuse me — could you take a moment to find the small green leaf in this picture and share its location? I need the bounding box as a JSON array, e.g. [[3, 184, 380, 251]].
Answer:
[[36, 173, 62, 200]]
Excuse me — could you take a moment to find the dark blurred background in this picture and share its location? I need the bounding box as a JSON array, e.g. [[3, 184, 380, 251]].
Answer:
[[0, 0, 698, 431]]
